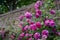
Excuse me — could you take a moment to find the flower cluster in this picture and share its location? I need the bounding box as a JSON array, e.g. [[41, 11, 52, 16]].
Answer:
[[0, 0, 60, 40], [44, 19, 56, 27], [17, 0, 60, 40]]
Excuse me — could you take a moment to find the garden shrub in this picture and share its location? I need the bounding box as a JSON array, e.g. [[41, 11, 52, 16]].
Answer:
[[0, 0, 60, 40]]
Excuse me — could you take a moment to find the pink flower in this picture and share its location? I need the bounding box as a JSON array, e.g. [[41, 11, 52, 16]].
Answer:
[[34, 1, 42, 9], [42, 35, 47, 39], [29, 34, 33, 37], [17, 36, 22, 40], [37, 39, 40, 40], [44, 19, 56, 27], [19, 32, 25, 37], [36, 9, 42, 15], [50, 10, 55, 15], [44, 19, 50, 26], [18, 15, 24, 21], [29, 24, 37, 31], [30, 21, 35, 25], [26, 19, 31, 23], [25, 12, 32, 19], [35, 13, 40, 18], [34, 3, 39, 9], [10, 33, 15, 40], [25, 33, 29, 37], [24, 25, 29, 31], [10, 35, 15, 40], [42, 35, 47, 40], [35, 9, 42, 18], [28, 37, 33, 40], [25, 33, 33, 37], [34, 32, 40, 39], [36, 1, 42, 6], [42, 30, 49, 36], [36, 22, 42, 28], [49, 19, 56, 27]]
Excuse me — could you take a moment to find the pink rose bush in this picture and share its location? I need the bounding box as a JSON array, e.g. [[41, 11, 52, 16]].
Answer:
[[17, 0, 60, 40], [16, 1, 60, 40], [0, 0, 60, 40]]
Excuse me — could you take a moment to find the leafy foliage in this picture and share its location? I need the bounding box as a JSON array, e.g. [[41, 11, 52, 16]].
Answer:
[[0, 0, 36, 14]]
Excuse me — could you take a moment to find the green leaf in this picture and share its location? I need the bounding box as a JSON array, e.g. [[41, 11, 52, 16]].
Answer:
[[0, 35, 2, 40]]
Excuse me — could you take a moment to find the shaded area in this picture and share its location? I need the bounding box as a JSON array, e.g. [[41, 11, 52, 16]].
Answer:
[[0, 0, 36, 14]]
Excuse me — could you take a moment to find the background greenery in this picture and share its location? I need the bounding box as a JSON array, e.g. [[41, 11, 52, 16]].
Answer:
[[0, 0, 36, 14]]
